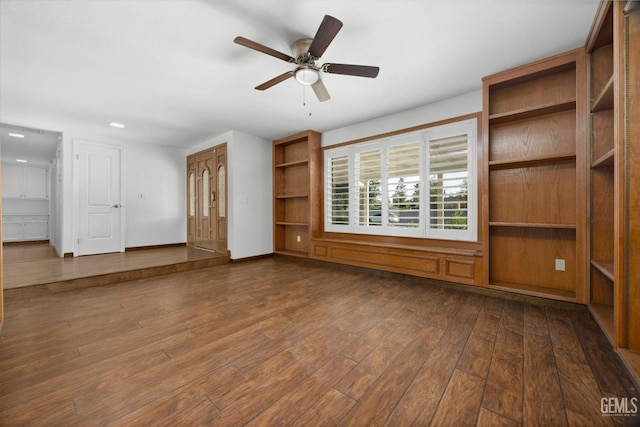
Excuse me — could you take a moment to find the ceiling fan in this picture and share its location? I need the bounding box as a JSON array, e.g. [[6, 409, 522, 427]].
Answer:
[[234, 15, 380, 102]]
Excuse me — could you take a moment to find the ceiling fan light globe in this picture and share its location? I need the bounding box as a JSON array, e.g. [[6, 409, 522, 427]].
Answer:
[[295, 68, 319, 86]]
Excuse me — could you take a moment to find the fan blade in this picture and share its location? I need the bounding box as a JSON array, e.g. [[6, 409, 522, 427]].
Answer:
[[255, 71, 294, 90], [308, 15, 343, 58], [311, 79, 331, 102], [234, 36, 295, 63], [324, 63, 380, 78]]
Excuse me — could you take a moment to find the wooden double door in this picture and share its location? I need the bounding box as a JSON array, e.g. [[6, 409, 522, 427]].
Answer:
[[187, 144, 227, 253]]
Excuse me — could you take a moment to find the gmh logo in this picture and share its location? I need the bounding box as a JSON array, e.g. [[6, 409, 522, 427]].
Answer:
[[601, 397, 638, 416]]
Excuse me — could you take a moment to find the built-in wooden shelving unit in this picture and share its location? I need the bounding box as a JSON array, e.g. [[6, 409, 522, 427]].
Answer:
[[482, 49, 587, 303], [587, 0, 617, 343], [583, 0, 640, 387], [272, 130, 321, 258]]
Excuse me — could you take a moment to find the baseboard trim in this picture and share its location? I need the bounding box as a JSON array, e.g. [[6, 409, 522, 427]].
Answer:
[[2, 240, 49, 246], [231, 253, 274, 263], [290, 255, 586, 312], [125, 243, 187, 251]]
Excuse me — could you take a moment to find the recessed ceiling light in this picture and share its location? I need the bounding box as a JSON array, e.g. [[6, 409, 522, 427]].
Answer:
[[16, 159, 27, 163], [109, 122, 125, 129], [8, 133, 25, 138]]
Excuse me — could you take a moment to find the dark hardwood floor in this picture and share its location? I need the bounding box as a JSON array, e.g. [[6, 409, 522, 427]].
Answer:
[[1, 256, 638, 426]]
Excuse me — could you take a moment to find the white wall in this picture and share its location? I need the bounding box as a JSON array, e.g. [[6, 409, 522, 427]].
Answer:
[[60, 129, 186, 255], [227, 130, 272, 260], [322, 89, 482, 147], [186, 130, 272, 260], [122, 140, 185, 248], [185, 131, 233, 157], [51, 141, 64, 255], [62, 134, 74, 255], [0, 121, 272, 258]]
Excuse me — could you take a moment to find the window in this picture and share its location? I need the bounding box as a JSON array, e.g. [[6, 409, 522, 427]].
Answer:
[[202, 168, 210, 218], [189, 172, 196, 217], [217, 165, 226, 218], [325, 118, 477, 241]]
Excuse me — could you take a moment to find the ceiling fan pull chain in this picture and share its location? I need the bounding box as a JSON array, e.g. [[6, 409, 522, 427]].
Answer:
[[302, 84, 306, 107]]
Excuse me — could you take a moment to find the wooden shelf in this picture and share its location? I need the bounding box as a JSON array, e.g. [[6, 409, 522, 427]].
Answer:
[[488, 99, 576, 124], [489, 61, 577, 89], [586, 0, 613, 51], [591, 259, 614, 281], [592, 148, 614, 168], [589, 302, 614, 344], [275, 194, 308, 199], [489, 222, 577, 229], [587, 0, 625, 353], [275, 222, 308, 227], [489, 280, 576, 302], [591, 74, 614, 112], [273, 130, 321, 259], [484, 49, 583, 304], [584, 0, 640, 392], [275, 160, 308, 168], [489, 153, 576, 170]]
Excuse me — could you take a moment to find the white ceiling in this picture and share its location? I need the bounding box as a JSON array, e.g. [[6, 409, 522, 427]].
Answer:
[[0, 0, 599, 157], [0, 123, 59, 167]]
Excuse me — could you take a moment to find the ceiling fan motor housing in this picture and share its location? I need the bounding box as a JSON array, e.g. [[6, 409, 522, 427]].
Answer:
[[291, 38, 320, 85], [291, 39, 314, 60]]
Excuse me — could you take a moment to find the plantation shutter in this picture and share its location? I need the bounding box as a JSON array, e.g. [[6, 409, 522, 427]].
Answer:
[[387, 141, 421, 228], [428, 133, 469, 231], [327, 154, 350, 225], [356, 149, 382, 226]]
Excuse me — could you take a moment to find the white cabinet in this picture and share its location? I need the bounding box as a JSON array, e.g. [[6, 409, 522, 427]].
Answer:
[[24, 167, 48, 199], [2, 215, 49, 242], [2, 220, 24, 241], [1, 165, 48, 199], [2, 165, 23, 198], [2, 165, 51, 242]]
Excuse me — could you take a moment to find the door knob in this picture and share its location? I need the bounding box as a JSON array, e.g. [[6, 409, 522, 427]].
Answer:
[[111, 204, 121, 208]]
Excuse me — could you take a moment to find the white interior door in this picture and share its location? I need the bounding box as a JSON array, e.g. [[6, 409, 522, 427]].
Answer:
[[76, 142, 123, 256]]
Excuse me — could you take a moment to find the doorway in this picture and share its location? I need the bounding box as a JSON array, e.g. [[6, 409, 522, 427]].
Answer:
[[0, 124, 61, 252], [187, 144, 227, 253]]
